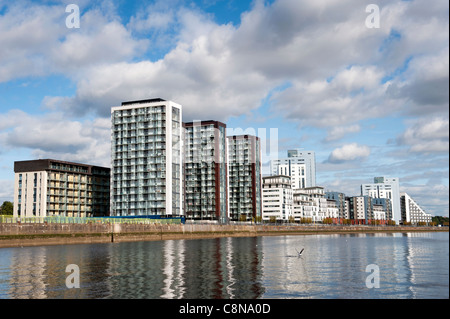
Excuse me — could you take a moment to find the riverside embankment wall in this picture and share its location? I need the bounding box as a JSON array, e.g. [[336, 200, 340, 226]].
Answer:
[[0, 223, 447, 247]]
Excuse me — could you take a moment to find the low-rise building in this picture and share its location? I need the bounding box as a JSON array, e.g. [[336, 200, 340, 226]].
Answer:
[[325, 191, 346, 221], [347, 196, 372, 224], [262, 175, 292, 222]]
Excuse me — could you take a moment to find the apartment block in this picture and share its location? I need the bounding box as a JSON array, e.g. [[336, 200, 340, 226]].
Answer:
[[372, 198, 392, 220], [13, 159, 110, 218], [325, 192, 346, 220], [361, 177, 401, 224], [227, 135, 262, 221], [111, 98, 183, 217], [292, 190, 311, 221], [183, 120, 228, 222], [345, 195, 391, 224], [347, 195, 373, 224], [262, 175, 292, 222], [300, 187, 333, 222], [270, 149, 316, 189], [401, 192, 432, 224], [291, 187, 338, 222]]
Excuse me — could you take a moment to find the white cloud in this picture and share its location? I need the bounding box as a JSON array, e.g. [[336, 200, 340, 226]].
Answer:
[[0, 179, 14, 203], [387, 48, 449, 117], [0, 1, 148, 82], [397, 117, 449, 153], [0, 3, 64, 81], [52, 10, 148, 72], [272, 65, 390, 128], [42, 12, 275, 121], [269, 0, 449, 127], [327, 143, 371, 163], [0, 110, 110, 167], [324, 124, 361, 142], [6, 0, 442, 130]]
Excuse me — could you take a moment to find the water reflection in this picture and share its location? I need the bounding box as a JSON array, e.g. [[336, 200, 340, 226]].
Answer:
[[9, 247, 47, 299], [0, 232, 447, 299], [260, 232, 448, 299], [161, 240, 185, 298], [178, 237, 264, 299]]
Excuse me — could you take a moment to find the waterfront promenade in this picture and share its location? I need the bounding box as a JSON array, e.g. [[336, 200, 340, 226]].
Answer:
[[0, 222, 447, 248]]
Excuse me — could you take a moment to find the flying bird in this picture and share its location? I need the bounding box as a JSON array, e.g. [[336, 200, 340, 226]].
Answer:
[[296, 248, 304, 257]]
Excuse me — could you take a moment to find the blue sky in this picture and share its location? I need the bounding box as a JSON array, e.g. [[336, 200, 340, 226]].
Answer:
[[0, 0, 448, 216]]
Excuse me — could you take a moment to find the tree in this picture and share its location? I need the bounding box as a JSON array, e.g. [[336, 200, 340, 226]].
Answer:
[[342, 219, 352, 225], [0, 201, 13, 215], [432, 216, 449, 225]]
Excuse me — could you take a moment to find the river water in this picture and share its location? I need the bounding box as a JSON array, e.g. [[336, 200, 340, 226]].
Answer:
[[0, 232, 447, 299]]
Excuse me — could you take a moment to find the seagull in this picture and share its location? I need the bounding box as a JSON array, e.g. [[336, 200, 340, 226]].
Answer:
[[296, 248, 304, 257]]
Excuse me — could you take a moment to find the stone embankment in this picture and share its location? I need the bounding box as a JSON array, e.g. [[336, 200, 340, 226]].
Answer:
[[0, 223, 447, 248]]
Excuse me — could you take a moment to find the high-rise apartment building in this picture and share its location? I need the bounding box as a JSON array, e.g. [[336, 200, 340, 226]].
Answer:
[[183, 120, 228, 222], [361, 176, 400, 224], [13, 159, 110, 218], [111, 98, 183, 217], [270, 149, 316, 189], [227, 135, 262, 221]]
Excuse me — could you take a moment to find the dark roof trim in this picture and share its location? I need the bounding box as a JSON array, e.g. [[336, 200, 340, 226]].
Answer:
[[121, 98, 166, 106], [183, 120, 226, 128], [14, 159, 110, 174]]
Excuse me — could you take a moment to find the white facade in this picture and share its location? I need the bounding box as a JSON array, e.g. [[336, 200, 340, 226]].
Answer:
[[291, 187, 336, 223], [262, 175, 292, 222], [326, 199, 339, 220], [262, 178, 339, 223], [302, 187, 327, 222], [111, 99, 183, 217], [276, 163, 307, 189], [292, 191, 310, 221], [13, 171, 48, 218], [361, 177, 401, 224], [270, 150, 316, 189], [372, 203, 387, 221], [353, 196, 368, 220], [401, 192, 432, 224]]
